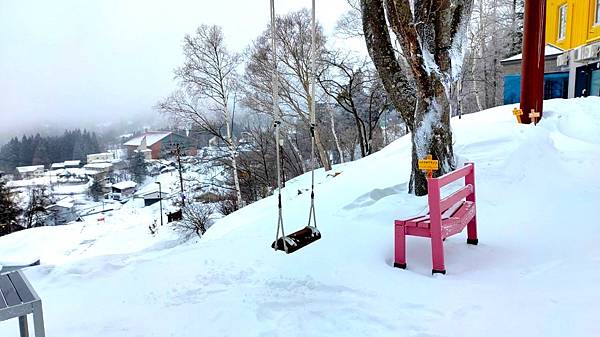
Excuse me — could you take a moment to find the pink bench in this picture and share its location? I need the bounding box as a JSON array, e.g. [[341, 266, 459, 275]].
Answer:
[[394, 163, 478, 274]]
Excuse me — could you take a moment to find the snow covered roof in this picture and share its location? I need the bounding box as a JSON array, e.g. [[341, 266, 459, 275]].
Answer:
[[501, 44, 564, 63], [112, 181, 137, 190], [64, 160, 81, 167], [51, 163, 65, 169], [84, 162, 113, 169], [16, 165, 44, 174], [123, 132, 173, 147], [55, 197, 75, 209], [141, 191, 169, 199]]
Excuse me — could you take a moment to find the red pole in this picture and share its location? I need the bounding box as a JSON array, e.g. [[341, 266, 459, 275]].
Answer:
[[519, 0, 547, 124]]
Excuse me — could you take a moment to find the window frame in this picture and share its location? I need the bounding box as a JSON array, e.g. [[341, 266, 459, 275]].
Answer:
[[557, 3, 568, 41], [595, 0, 600, 25]]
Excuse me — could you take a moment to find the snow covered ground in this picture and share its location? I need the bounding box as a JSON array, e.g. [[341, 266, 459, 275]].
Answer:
[[1, 98, 599, 336]]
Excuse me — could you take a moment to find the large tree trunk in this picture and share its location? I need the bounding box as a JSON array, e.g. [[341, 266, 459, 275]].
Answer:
[[329, 108, 345, 163], [361, 0, 471, 196], [224, 104, 243, 208], [409, 83, 454, 194], [313, 128, 331, 171]]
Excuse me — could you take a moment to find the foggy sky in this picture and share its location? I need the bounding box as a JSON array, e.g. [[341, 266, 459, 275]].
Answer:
[[0, 0, 354, 142]]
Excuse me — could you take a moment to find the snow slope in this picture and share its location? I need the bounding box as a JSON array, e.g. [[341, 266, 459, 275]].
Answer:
[[1, 98, 600, 337]]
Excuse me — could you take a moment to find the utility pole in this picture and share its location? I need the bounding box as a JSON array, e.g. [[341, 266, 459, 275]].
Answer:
[[155, 181, 163, 226], [172, 144, 185, 206]]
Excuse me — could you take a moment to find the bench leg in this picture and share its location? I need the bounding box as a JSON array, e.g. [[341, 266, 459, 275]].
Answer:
[[19, 315, 29, 337], [32, 301, 45, 337], [394, 225, 406, 269], [431, 234, 446, 275], [467, 215, 478, 245]]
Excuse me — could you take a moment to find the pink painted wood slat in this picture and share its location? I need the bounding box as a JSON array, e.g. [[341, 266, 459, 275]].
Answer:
[[436, 163, 473, 188], [439, 184, 474, 212]]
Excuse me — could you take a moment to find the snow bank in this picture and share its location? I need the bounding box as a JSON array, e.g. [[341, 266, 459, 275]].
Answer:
[[1, 97, 599, 337]]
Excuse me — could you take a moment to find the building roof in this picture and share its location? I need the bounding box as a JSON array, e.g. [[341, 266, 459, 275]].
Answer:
[[55, 197, 75, 209], [123, 131, 173, 147], [51, 163, 65, 169], [16, 165, 44, 174], [112, 181, 137, 190], [84, 162, 113, 169], [87, 152, 114, 157], [64, 160, 81, 166], [501, 44, 564, 63]]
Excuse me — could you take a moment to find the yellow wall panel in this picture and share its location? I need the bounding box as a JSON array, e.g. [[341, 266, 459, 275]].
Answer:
[[545, 0, 600, 49]]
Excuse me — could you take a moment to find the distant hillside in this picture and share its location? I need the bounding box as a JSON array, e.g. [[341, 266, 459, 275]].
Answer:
[[0, 129, 100, 172]]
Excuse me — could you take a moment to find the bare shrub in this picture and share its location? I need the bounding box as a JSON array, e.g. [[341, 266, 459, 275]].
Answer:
[[173, 203, 214, 240]]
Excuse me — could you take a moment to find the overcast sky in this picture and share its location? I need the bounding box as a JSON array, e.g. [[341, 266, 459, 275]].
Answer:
[[0, 0, 357, 142]]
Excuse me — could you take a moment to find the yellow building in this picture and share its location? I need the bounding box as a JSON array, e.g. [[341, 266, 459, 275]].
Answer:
[[546, 0, 600, 50], [546, 0, 600, 96]]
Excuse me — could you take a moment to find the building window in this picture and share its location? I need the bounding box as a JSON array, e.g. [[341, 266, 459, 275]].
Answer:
[[558, 4, 567, 40], [596, 0, 600, 25]]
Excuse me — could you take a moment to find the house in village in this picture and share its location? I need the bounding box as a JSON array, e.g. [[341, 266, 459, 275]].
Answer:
[[86, 152, 116, 163], [123, 131, 196, 160], [502, 0, 600, 103], [83, 162, 113, 174], [50, 162, 65, 170], [47, 197, 77, 226], [56, 169, 89, 185], [16, 165, 45, 179], [140, 190, 170, 207], [64, 160, 81, 168], [111, 180, 137, 200]]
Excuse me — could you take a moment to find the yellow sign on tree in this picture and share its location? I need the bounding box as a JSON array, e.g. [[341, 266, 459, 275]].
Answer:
[[418, 155, 439, 178]]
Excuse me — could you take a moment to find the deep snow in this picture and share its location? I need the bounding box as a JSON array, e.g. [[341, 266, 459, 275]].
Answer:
[[1, 98, 599, 337]]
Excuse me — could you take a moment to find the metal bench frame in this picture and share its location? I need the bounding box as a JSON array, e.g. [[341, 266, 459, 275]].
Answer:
[[0, 270, 45, 337]]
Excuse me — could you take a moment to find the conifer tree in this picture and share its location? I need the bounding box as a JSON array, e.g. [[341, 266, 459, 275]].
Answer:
[[0, 179, 21, 236]]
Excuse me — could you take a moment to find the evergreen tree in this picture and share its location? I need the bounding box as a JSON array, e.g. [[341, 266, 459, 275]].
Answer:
[[130, 152, 148, 184], [32, 138, 50, 166], [0, 179, 21, 236], [89, 178, 104, 201]]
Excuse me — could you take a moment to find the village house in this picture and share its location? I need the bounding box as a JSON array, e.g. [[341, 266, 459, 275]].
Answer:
[[83, 162, 113, 174], [16, 165, 45, 179], [64, 160, 81, 168], [123, 131, 196, 160], [111, 180, 137, 200], [86, 152, 116, 163], [47, 197, 77, 226], [50, 162, 65, 170]]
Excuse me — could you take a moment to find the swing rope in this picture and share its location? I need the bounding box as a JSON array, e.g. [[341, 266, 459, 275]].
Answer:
[[306, 0, 317, 230], [271, 0, 287, 252], [272, 0, 319, 253]]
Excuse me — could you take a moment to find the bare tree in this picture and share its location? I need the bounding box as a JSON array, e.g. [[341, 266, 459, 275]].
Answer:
[[318, 52, 395, 158], [22, 187, 52, 228], [174, 203, 213, 240], [459, 0, 525, 115], [336, 0, 364, 38], [361, 0, 473, 196], [158, 25, 243, 207], [243, 9, 332, 171]]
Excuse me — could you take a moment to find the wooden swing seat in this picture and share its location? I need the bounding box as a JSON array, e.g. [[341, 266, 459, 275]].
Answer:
[[272, 226, 321, 254]]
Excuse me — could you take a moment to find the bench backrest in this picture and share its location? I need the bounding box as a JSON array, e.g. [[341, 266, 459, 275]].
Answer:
[[427, 163, 475, 220]]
